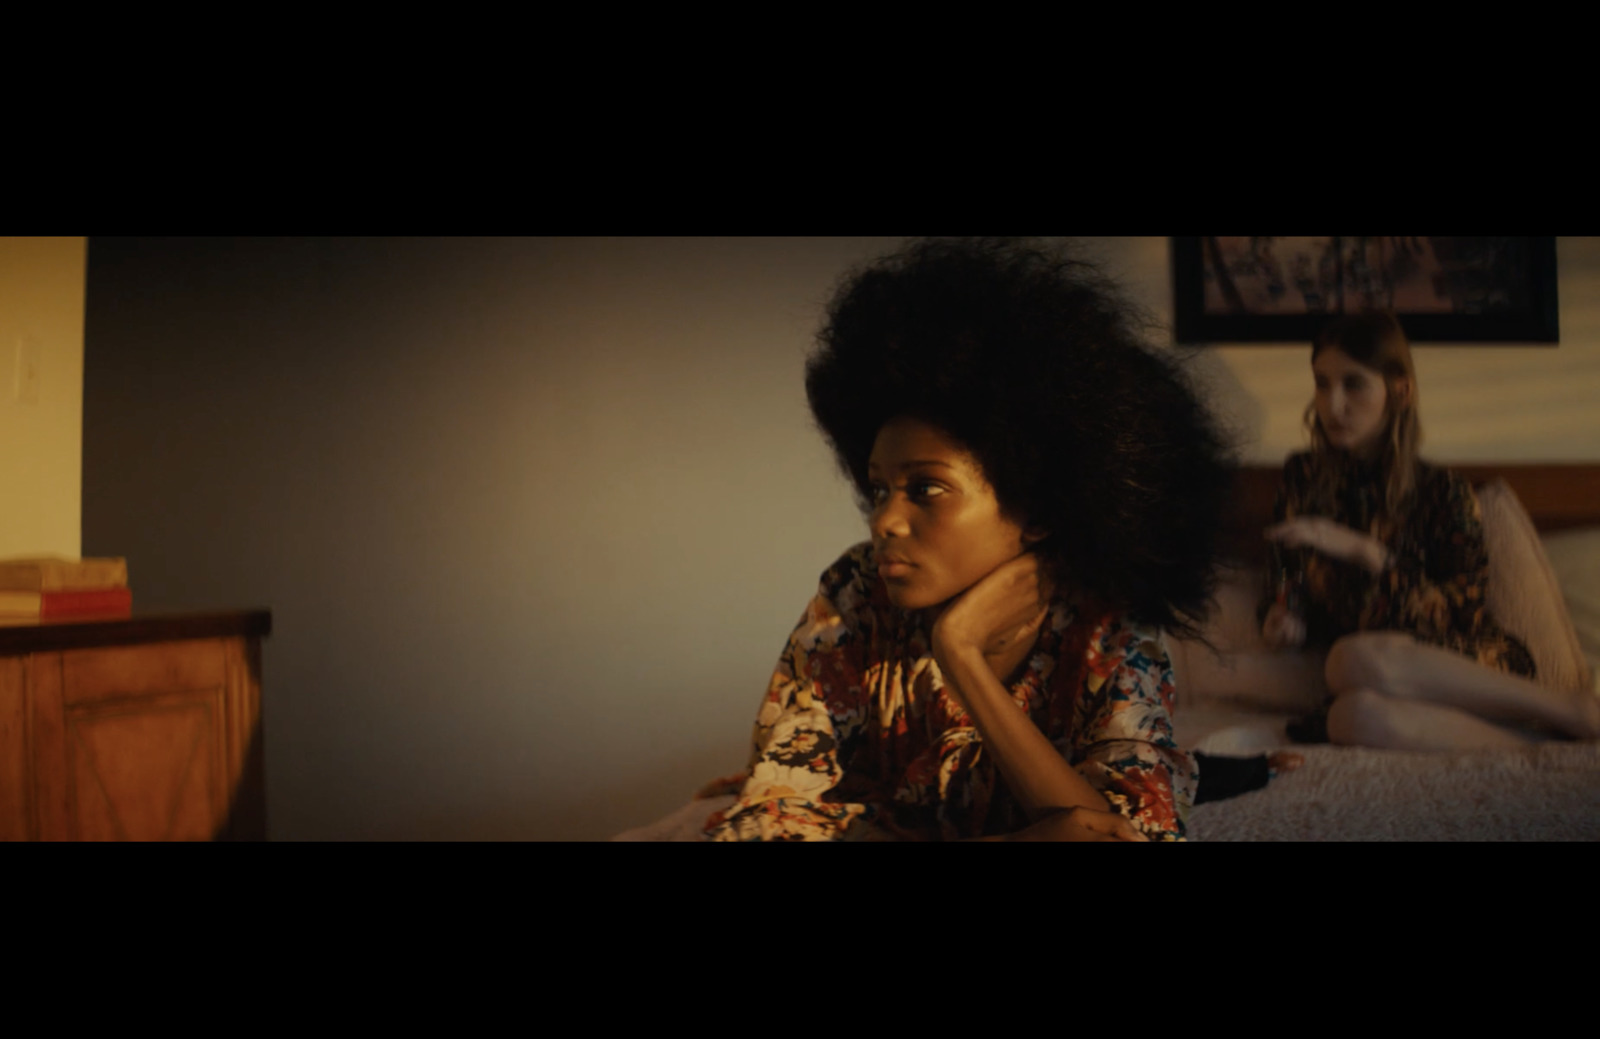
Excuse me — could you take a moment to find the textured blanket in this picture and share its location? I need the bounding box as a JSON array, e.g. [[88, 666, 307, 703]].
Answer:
[[1182, 705, 1600, 840], [1189, 740, 1600, 841], [613, 707, 1600, 841]]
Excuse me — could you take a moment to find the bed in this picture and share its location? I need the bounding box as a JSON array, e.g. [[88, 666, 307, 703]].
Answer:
[[616, 463, 1600, 842]]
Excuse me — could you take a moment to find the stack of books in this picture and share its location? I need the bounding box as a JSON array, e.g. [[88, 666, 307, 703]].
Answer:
[[0, 556, 132, 620]]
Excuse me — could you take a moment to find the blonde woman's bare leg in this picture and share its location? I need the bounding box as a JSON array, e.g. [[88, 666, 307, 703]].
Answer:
[[1326, 689, 1534, 751], [1326, 633, 1600, 740]]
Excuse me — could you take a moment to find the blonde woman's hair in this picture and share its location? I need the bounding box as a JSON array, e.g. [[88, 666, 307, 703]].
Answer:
[[1304, 310, 1422, 518]]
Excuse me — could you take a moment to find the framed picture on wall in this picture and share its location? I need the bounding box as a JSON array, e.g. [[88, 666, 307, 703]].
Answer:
[[1171, 237, 1560, 344]]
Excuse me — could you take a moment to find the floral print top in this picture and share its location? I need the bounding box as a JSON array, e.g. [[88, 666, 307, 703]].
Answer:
[[1264, 450, 1535, 677], [701, 543, 1197, 842]]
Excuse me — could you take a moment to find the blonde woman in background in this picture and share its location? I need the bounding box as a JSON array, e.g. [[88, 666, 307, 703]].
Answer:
[[1265, 311, 1600, 748]]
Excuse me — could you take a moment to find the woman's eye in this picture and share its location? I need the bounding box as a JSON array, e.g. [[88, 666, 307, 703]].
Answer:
[[910, 481, 945, 501], [1345, 378, 1364, 392]]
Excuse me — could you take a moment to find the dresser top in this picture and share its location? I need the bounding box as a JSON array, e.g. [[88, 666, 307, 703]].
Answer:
[[0, 610, 272, 654]]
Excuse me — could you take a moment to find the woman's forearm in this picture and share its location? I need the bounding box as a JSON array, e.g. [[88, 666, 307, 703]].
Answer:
[[936, 643, 1111, 820]]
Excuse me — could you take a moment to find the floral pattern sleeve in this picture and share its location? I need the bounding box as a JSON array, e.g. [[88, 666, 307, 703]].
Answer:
[[702, 568, 871, 842], [1062, 618, 1196, 841]]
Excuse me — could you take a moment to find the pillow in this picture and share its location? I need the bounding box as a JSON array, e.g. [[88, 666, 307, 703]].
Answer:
[[1539, 525, 1600, 693], [1168, 564, 1265, 707], [1169, 564, 1323, 714], [1476, 479, 1593, 695], [1196, 563, 1269, 655]]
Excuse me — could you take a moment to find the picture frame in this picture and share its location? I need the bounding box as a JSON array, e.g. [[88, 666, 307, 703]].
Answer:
[[1171, 237, 1560, 344]]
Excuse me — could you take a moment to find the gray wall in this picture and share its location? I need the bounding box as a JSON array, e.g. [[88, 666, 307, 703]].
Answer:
[[83, 236, 896, 840]]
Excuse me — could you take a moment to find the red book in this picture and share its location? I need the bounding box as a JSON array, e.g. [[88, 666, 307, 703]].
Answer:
[[0, 586, 133, 619]]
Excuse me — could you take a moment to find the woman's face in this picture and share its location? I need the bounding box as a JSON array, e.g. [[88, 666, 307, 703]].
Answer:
[[866, 416, 1030, 612], [1313, 347, 1392, 457]]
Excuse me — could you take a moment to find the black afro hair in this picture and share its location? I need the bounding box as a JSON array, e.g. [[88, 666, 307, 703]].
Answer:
[[805, 237, 1235, 637]]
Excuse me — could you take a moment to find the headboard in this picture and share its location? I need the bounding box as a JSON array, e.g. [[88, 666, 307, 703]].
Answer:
[[1219, 463, 1600, 568]]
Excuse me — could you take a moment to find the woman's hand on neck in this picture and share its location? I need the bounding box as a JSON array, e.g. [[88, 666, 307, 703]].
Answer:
[[927, 553, 1055, 689], [922, 552, 1114, 823]]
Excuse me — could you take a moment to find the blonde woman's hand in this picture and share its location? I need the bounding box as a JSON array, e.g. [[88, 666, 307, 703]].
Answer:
[[1007, 806, 1150, 842], [1265, 516, 1387, 572], [930, 553, 1053, 682], [1261, 601, 1306, 649]]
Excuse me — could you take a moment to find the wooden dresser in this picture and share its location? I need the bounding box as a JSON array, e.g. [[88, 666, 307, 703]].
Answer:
[[0, 610, 270, 841]]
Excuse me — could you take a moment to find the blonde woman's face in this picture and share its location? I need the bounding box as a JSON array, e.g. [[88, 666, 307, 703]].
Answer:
[[1313, 347, 1391, 457]]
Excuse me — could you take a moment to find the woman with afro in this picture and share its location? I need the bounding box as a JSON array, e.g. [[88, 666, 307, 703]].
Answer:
[[702, 237, 1278, 841]]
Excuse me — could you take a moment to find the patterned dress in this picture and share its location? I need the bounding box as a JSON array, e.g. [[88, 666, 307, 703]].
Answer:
[[1265, 450, 1535, 677], [702, 543, 1198, 842]]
